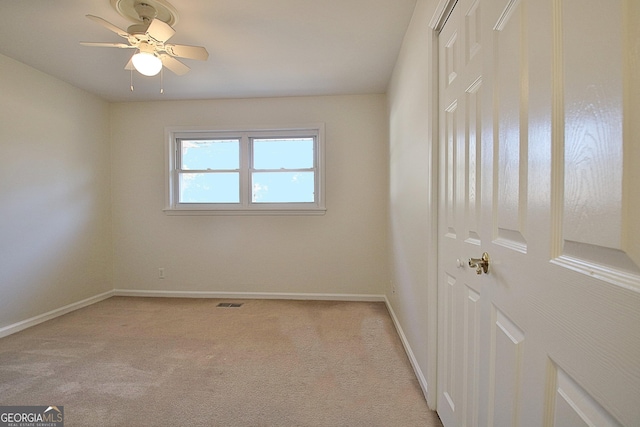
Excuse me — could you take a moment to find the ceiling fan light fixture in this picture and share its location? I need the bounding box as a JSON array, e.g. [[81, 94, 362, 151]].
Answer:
[[132, 51, 162, 76]]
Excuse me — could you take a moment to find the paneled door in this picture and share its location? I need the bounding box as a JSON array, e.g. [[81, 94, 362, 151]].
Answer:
[[436, 0, 640, 426]]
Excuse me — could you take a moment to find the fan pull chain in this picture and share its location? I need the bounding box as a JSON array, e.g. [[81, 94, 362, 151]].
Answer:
[[160, 67, 164, 94], [130, 68, 134, 92]]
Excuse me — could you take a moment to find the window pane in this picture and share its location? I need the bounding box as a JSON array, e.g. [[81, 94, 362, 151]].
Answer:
[[252, 172, 314, 203], [181, 140, 239, 170], [253, 138, 314, 169], [179, 172, 239, 203]]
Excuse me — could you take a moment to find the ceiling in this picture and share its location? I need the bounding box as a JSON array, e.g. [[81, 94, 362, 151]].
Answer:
[[0, 0, 417, 102]]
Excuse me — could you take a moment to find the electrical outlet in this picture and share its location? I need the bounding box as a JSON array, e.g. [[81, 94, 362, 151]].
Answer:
[[158, 268, 165, 279]]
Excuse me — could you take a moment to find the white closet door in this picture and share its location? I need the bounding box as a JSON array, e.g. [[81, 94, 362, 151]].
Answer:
[[437, 1, 640, 426]]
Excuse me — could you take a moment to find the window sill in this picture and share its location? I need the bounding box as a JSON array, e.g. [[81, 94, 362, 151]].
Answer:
[[163, 207, 327, 216]]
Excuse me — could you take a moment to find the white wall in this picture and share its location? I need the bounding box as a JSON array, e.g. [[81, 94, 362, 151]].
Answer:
[[0, 54, 112, 330], [110, 95, 389, 296], [387, 0, 439, 408]]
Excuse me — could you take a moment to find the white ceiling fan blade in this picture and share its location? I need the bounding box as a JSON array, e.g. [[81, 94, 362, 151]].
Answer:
[[160, 54, 190, 75], [146, 18, 175, 43], [80, 42, 133, 49], [86, 15, 129, 39], [164, 44, 209, 61]]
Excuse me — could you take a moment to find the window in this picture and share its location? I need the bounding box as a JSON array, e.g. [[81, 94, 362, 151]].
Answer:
[[165, 125, 325, 215]]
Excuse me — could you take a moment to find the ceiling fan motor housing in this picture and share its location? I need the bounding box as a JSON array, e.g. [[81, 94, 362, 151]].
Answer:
[[134, 3, 157, 22], [111, 0, 179, 27]]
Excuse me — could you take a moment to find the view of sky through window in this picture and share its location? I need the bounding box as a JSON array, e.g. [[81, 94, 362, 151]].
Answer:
[[179, 137, 315, 204], [253, 138, 314, 203], [181, 139, 239, 170]]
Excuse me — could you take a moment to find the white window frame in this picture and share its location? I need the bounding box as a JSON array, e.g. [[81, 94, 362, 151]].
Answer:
[[164, 124, 326, 215]]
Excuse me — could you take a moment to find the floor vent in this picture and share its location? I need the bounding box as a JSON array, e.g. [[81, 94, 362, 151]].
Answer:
[[217, 303, 243, 308]]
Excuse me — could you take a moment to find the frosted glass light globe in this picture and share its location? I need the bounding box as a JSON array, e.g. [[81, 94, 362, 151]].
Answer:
[[132, 52, 162, 76]]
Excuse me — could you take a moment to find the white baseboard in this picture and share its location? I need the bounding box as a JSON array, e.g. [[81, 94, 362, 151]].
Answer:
[[0, 290, 114, 339], [113, 289, 386, 302], [384, 295, 431, 404]]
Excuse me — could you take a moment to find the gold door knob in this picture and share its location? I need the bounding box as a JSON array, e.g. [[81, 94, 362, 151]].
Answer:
[[469, 252, 490, 275]]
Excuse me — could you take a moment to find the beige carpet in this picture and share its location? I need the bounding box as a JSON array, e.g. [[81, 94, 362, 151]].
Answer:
[[0, 297, 442, 427]]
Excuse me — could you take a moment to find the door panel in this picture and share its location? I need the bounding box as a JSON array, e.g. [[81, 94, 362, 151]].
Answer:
[[445, 100, 459, 238], [437, 0, 640, 426], [548, 366, 623, 427], [493, 0, 528, 252], [487, 308, 525, 427], [552, 0, 639, 288], [438, 0, 485, 426], [463, 286, 480, 427], [465, 77, 482, 245]]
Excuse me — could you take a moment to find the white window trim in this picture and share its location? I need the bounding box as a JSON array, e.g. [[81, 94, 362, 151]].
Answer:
[[164, 124, 326, 215]]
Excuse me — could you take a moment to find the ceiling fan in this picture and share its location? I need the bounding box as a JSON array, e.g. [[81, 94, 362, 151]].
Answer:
[[81, 1, 208, 77]]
